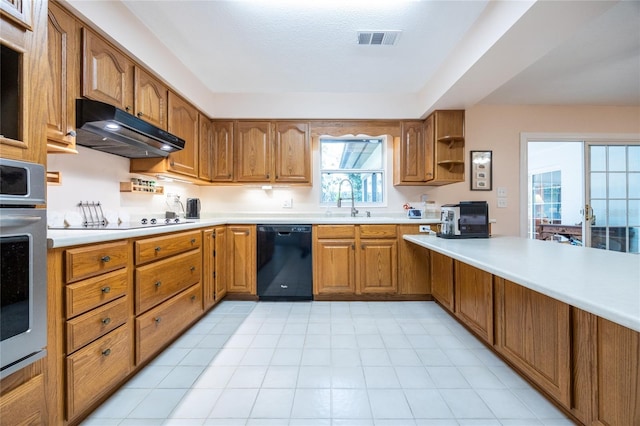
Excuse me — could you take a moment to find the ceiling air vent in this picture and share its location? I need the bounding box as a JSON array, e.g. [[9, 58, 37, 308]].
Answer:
[[357, 31, 401, 46]]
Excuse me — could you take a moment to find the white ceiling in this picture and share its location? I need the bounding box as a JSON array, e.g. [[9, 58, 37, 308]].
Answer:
[[67, 0, 640, 119]]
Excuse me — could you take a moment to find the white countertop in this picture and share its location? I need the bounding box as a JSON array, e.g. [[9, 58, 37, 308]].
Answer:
[[404, 234, 640, 333], [47, 214, 440, 248]]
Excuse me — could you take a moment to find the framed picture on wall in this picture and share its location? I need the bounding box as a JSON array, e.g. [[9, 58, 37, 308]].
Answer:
[[470, 150, 492, 191]]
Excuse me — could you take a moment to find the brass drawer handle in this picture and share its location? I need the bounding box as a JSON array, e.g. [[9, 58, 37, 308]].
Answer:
[[155, 317, 162, 324], [155, 246, 161, 252], [190, 266, 196, 272], [101, 255, 111, 263], [137, 112, 143, 118], [155, 281, 162, 288], [102, 317, 111, 325], [190, 295, 196, 301], [102, 348, 111, 356], [191, 238, 196, 244], [101, 286, 111, 293]]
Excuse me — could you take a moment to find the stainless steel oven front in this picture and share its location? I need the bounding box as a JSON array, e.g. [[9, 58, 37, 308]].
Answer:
[[0, 158, 47, 379]]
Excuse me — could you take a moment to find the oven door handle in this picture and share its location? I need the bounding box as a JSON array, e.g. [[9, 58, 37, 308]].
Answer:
[[0, 215, 43, 228]]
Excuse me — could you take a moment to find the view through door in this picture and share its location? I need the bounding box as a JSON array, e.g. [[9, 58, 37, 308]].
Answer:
[[526, 139, 639, 254]]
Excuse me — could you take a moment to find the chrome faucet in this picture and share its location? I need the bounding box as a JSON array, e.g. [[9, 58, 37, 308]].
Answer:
[[337, 179, 359, 217]]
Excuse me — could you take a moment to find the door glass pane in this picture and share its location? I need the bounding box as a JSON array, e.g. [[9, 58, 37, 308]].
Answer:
[[608, 146, 626, 171], [608, 173, 627, 199], [591, 199, 606, 227], [630, 173, 640, 198], [590, 172, 606, 198], [629, 200, 640, 226], [629, 146, 640, 171], [590, 146, 606, 171], [608, 200, 627, 227], [630, 227, 639, 253]]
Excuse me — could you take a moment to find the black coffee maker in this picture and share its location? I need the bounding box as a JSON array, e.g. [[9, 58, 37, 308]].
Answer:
[[185, 198, 201, 219]]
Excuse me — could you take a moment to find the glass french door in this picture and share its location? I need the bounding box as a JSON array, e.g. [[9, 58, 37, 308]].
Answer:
[[585, 143, 640, 253]]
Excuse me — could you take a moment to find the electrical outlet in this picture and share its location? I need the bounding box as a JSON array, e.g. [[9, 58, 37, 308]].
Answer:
[[497, 187, 508, 197], [419, 225, 430, 232], [282, 198, 293, 208], [497, 198, 508, 208]]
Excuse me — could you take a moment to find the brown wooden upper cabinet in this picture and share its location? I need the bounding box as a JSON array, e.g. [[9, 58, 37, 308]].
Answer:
[[134, 67, 168, 130], [234, 121, 272, 182], [393, 110, 464, 186], [394, 120, 431, 185], [82, 28, 134, 112], [234, 121, 310, 184], [211, 121, 234, 182], [167, 91, 199, 177], [198, 115, 213, 181], [274, 121, 311, 183], [428, 110, 465, 185], [47, 1, 80, 154]]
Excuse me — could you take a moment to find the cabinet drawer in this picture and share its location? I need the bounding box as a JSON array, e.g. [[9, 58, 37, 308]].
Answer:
[[360, 224, 397, 238], [66, 297, 129, 354], [135, 250, 201, 314], [66, 268, 128, 319], [66, 323, 132, 420], [315, 225, 355, 239], [65, 241, 129, 283], [135, 231, 201, 265], [136, 284, 203, 364]]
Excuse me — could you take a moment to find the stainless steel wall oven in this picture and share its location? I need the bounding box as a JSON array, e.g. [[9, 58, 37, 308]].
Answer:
[[0, 158, 47, 378]]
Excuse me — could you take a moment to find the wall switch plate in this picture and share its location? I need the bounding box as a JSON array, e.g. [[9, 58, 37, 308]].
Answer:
[[497, 187, 508, 197], [282, 198, 293, 208], [419, 225, 430, 232], [497, 198, 508, 208]]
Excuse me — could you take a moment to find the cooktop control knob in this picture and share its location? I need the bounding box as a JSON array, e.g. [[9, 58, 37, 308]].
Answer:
[[174, 218, 180, 223], [141, 218, 148, 225], [150, 218, 157, 225]]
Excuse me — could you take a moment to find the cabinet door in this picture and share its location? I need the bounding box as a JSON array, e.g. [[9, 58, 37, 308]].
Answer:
[[397, 225, 430, 295], [212, 121, 234, 182], [594, 317, 640, 426], [430, 250, 454, 311], [82, 28, 134, 111], [167, 91, 199, 177], [235, 121, 271, 182], [202, 229, 215, 309], [214, 226, 228, 302], [395, 121, 427, 184], [274, 121, 310, 183], [494, 277, 570, 407], [314, 239, 356, 295], [1, 1, 48, 165], [47, 2, 79, 153], [198, 115, 213, 181], [0, 369, 46, 426], [359, 238, 397, 294], [134, 67, 167, 130], [454, 261, 493, 343], [227, 225, 256, 294]]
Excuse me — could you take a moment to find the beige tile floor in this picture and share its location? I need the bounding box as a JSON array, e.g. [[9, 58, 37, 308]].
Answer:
[[81, 301, 575, 426]]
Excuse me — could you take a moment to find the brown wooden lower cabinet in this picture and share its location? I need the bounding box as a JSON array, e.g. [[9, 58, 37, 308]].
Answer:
[[430, 250, 454, 311], [454, 261, 493, 343], [595, 316, 640, 425], [0, 361, 47, 426], [494, 277, 571, 407], [66, 323, 132, 420], [136, 283, 203, 364]]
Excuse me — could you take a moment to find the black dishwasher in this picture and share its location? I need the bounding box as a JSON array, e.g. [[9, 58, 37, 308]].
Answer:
[[257, 225, 312, 301]]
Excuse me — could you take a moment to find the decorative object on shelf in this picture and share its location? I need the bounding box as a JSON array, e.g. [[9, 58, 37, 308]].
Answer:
[[470, 150, 492, 191]]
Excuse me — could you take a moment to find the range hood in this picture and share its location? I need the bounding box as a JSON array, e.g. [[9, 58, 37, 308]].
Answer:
[[75, 99, 185, 158]]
